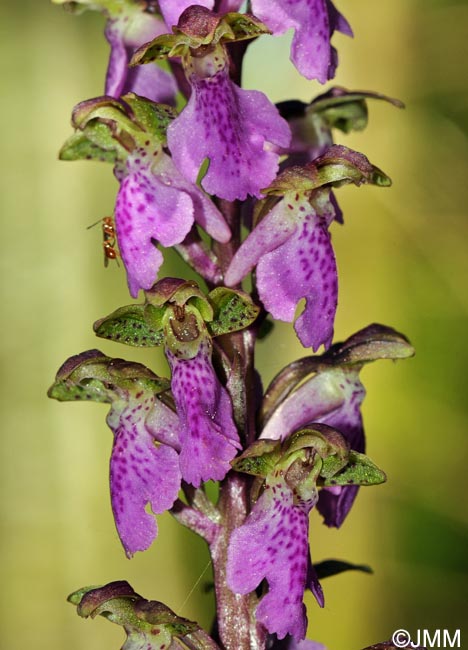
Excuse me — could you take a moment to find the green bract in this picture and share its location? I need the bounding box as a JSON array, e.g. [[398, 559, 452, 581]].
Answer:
[[131, 9, 269, 64], [60, 94, 176, 163], [94, 279, 260, 357]]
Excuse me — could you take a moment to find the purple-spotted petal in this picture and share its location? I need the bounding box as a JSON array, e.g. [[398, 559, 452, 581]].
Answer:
[[227, 483, 310, 640], [256, 203, 338, 351], [251, 0, 352, 82], [158, 0, 214, 29], [168, 64, 290, 201], [226, 195, 338, 350], [167, 342, 240, 487], [115, 163, 194, 297], [105, 13, 176, 103], [108, 400, 181, 557]]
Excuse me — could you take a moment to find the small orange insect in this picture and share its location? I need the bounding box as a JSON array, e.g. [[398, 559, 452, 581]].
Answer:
[[87, 216, 120, 267]]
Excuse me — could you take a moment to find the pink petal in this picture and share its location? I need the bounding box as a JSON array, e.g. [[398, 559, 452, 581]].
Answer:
[[109, 401, 181, 557]]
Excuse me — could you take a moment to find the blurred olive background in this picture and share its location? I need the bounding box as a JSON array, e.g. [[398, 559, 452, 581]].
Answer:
[[1, 1, 467, 649]]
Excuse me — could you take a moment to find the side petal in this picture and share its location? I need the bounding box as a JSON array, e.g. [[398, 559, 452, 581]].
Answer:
[[167, 67, 290, 201], [115, 164, 194, 297], [256, 205, 338, 351], [105, 13, 177, 103], [109, 406, 181, 557], [155, 155, 231, 243], [105, 19, 128, 98], [225, 200, 297, 287], [167, 342, 240, 487], [251, 0, 296, 35], [158, 0, 214, 29], [260, 370, 345, 441], [227, 486, 309, 640], [124, 62, 178, 105]]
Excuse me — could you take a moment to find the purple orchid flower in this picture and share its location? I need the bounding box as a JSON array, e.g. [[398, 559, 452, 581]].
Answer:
[[116, 145, 231, 297], [47, 350, 182, 557], [260, 324, 414, 527], [250, 0, 352, 82], [166, 338, 241, 487], [167, 51, 291, 201], [262, 364, 365, 527], [225, 188, 338, 351], [225, 146, 391, 350], [227, 443, 325, 640]]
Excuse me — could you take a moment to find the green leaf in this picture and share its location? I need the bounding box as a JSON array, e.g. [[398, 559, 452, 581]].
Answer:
[[231, 439, 280, 477], [47, 350, 170, 404], [314, 559, 373, 580], [207, 288, 260, 336], [122, 94, 176, 143], [94, 305, 165, 347], [322, 450, 386, 487], [67, 581, 210, 650], [59, 129, 120, 164], [264, 144, 391, 195], [324, 323, 415, 366], [48, 377, 113, 403], [310, 88, 404, 135], [221, 12, 270, 41]]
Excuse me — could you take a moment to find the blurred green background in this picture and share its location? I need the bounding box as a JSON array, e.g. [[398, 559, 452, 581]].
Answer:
[[1, 1, 467, 648]]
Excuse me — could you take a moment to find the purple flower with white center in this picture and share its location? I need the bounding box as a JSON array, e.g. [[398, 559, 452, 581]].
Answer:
[[107, 392, 182, 556], [227, 446, 324, 640], [225, 189, 338, 351], [115, 146, 231, 297], [167, 45, 291, 201], [166, 339, 241, 487], [105, 8, 177, 103], [250, 0, 352, 82]]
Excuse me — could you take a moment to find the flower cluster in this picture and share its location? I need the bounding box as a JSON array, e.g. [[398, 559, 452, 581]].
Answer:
[[50, 1, 411, 648]]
